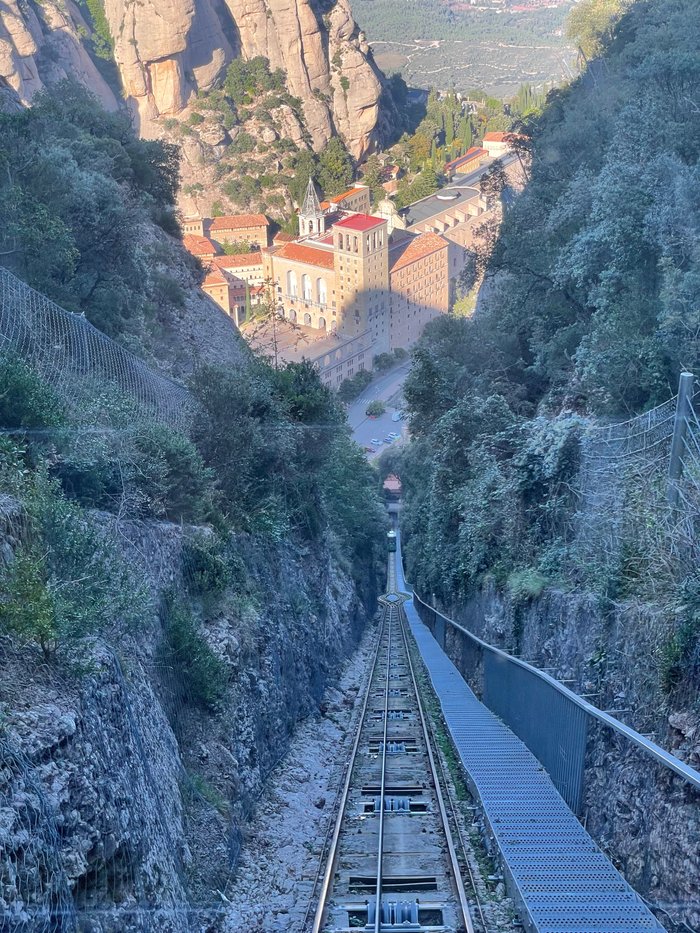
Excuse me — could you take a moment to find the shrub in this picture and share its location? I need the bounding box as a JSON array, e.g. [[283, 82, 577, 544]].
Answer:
[[0, 548, 56, 657], [506, 569, 548, 605], [337, 369, 373, 402], [161, 594, 228, 711], [130, 424, 216, 522], [182, 534, 231, 597], [188, 112, 205, 126], [228, 131, 256, 154], [0, 355, 65, 430]]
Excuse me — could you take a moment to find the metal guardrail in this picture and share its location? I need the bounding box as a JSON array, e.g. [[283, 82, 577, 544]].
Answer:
[[412, 592, 700, 806]]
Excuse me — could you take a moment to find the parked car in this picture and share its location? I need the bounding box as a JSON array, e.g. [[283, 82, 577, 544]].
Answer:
[[363, 445, 376, 454], [384, 436, 393, 443], [371, 438, 381, 446], [391, 411, 402, 422]]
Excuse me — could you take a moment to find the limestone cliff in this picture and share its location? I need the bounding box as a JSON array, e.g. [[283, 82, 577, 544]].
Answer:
[[0, 0, 387, 161], [0, 508, 374, 930]]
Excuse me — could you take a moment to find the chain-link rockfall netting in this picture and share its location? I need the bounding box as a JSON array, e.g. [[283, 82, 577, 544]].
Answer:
[[0, 268, 195, 431], [573, 382, 700, 590]]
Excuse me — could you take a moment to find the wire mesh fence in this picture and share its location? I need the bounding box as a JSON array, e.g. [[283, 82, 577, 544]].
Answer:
[[0, 268, 195, 431], [572, 377, 700, 580]]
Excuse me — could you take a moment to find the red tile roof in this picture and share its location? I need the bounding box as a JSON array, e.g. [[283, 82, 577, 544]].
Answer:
[[383, 473, 402, 493], [209, 213, 269, 231], [444, 147, 487, 173], [183, 233, 219, 257], [333, 213, 385, 232], [213, 252, 264, 268], [483, 132, 507, 142], [389, 232, 449, 274], [203, 268, 229, 287], [273, 232, 297, 243], [275, 242, 335, 270], [331, 186, 366, 203]]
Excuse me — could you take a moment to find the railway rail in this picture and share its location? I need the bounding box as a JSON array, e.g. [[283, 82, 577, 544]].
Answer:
[[309, 554, 480, 933]]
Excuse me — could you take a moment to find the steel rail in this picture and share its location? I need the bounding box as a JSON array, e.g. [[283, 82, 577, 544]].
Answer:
[[309, 608, 388, 933], [374, 608, 393, 933], [412, 591, 700, 792], [398, 596, 475, 933], [301, 623, 384, 932]]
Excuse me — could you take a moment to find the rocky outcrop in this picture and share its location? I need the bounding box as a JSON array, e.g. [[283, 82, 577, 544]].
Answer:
[[0, 0, 118, 109], [0, 0, 388, 160]]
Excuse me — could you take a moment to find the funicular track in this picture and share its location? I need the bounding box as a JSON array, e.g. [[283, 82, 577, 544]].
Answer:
[[309, 555, 478, 933]]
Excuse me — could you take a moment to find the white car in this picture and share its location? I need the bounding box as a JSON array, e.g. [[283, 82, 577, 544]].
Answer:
[[391, 411, 402, 422], [371, 438, 381, 446]]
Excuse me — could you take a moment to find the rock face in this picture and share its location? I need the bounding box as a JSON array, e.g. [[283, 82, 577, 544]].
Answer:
[[0, 514, 374, 930], [0, 0, 387, 159], [0, 0, 118, 110]]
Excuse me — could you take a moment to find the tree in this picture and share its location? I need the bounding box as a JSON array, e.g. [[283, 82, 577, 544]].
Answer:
[[566, 0, 631, 60], [244, 281, 308, 370], [366, 400, 386, 417], [318, 137, 353, 197]]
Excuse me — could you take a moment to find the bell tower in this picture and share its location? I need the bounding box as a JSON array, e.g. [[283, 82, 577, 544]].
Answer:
[[299, 177, 326, 237]]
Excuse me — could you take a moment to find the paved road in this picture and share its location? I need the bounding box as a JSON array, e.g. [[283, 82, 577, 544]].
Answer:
[[347, 363, 410, 459]]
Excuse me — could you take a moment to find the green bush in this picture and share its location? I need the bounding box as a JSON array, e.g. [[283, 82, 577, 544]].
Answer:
[[182, 534, 231, 597], [0, 356, 65, 430], [161, 595, 228, 711], [506, 569, 548, 605], [0, 472, 146, 654], [0, 548, 56, 657], [130, 424, 216, 522], [338, 369, 373, 402]]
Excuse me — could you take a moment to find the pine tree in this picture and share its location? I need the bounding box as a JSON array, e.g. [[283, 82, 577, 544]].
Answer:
[[462, 117, 473, 151], [445, 111, 455, 147]]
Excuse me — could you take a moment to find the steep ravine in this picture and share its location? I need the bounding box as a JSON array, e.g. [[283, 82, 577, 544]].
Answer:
[[0, 506, 377, 930]]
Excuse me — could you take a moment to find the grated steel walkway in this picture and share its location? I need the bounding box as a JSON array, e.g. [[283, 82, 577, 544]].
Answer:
[[395, 557, 664, 933]]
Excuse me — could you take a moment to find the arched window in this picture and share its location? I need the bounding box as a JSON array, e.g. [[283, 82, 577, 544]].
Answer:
[[330, 320, 338, 334], [304, 312, 312, 325], [302, 274, 312, 301], [318, 316, 327, 331], [317, 278, 327, 305], [288, 308, 297, 322], [287, 270, 297, 297]]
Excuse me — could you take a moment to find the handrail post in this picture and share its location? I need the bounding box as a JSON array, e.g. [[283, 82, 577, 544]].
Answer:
[[668, 372, 694, 510]]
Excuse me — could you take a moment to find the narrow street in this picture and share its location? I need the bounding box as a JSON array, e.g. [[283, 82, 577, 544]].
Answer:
[[347, 362, 411, 458]]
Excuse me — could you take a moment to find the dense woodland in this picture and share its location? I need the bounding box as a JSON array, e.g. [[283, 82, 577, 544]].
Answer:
[[393, 0, 700, 653]]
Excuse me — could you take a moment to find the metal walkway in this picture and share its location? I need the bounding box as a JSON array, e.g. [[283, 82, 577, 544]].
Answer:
[[394, 554, 664, 933]]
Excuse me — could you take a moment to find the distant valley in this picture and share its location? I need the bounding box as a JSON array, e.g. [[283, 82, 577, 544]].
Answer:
[[352, 0, 578, 94]]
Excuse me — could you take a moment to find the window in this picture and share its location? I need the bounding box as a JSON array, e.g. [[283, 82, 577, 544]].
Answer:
[[317, 277, 327, 305], [287, 270, 297, 297], [302, 274, 312, 301]]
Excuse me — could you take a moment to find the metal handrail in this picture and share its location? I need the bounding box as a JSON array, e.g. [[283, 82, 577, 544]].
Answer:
[[412, 591, 700, 792]]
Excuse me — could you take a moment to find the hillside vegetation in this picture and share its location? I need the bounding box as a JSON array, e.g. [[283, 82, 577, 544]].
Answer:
[[395, 0, 700, 611], [0, 83, 385, 665]]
